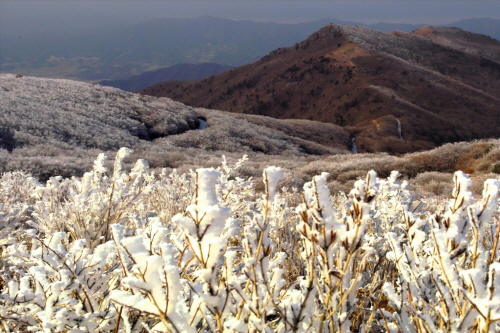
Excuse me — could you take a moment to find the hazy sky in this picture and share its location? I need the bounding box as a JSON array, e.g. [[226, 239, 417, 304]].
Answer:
[[2, 0, 500, 38]]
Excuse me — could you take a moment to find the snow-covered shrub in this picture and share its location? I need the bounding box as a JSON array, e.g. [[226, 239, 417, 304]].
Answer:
[[27, 148, 153, 249], [1, 148, 500, 332], [3, 232, 120, 332], [381, 172, 500, 333], [0, 171, 34, 247], [412, 171, 453, 197]]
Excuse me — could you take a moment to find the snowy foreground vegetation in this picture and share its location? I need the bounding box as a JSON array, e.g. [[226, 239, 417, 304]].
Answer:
[[1, 148, 500, 332]]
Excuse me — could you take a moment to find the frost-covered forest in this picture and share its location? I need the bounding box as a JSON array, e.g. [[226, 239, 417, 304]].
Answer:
[[1, 148, 500, 332], [0, 74, 199, 150], [0, 74, 351, 181]]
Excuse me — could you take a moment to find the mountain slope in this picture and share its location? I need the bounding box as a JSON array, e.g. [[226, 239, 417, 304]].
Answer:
[[98, 63, 233, 92], [141, 24, 500, 154], [413, 26, 500, 62], [0, 74, 199, 151], [0, 74, 350, 179], [4, 75, 500, 197]]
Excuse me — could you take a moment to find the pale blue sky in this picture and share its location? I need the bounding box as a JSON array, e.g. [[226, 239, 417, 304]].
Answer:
[[2, 1, 499, 38]]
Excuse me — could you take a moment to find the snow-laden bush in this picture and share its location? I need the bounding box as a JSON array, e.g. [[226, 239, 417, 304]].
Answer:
[[1, 149, 500, 332]]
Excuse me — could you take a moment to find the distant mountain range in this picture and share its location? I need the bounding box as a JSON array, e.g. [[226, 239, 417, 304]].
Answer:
[[443, 17, 500, 41], [0, 16, 332, 81], [98, 63, 233, 92], [1, 16, 499, 81], [141, 24, 500, 154]]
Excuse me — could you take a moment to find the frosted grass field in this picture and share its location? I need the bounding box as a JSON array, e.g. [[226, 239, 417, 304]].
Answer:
[[1, 148, 500, 332]]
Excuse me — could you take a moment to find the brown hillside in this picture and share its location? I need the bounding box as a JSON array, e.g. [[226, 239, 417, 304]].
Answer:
[[412, 26, 500, 63], [140, 24, 500, 154]]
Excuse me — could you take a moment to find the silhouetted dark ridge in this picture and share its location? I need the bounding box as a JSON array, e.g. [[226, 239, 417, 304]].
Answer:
[[443, 17, 500, 41], [141, 24, 500, 154], [98, 63, 233, 92]]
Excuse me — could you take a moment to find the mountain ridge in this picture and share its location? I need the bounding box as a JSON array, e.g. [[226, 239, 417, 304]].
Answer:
[[140, 24, 500, 154], [98, 63, 233, 92]]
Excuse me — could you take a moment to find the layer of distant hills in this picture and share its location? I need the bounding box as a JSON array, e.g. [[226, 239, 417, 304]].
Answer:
[[141, 25, 500, 154], [1, 16, 498, 81]]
